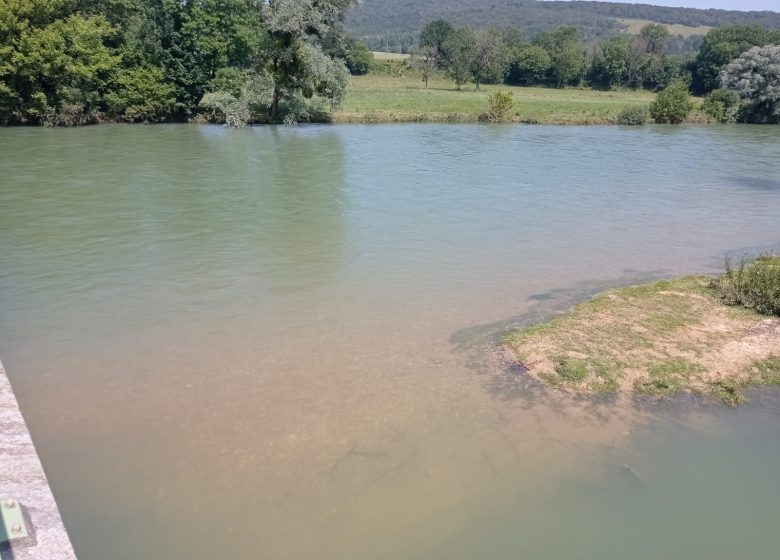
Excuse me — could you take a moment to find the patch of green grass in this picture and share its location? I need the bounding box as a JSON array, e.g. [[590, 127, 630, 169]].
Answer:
[[709, 380, 747, 406], [644, 312, 697, 332], [647, 358, 706, 378], [635, 358, 706, 395], [747, 355, 780, 384], [554, 357, 589, 382]]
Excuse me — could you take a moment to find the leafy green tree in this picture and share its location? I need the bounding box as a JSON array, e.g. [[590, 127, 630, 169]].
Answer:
[[692, 25, 771, 94], [638, 23, 669, 56], [343, 37, 373, 75], [588, 37, 629, 89], [207, 67, 245, 99], [262, 0, 357, 119], [506, 44, 551, 86], [720, 45, 780, 124], [535, 26, 585, 87], [471, 30, 508, 90], [419, 19, 454, 68], [0, 0, 120, 124], [649, 81, 694, 123], [104, 65, 176, 121], [442, 27, 476, 90]]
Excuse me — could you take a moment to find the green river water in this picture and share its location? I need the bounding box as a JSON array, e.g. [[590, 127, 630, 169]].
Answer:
[[1, 124, 779, 559]]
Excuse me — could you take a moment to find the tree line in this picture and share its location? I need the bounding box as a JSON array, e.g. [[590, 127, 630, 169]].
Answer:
[[0, 0, 373, 125], [417, 20, 780, 94]]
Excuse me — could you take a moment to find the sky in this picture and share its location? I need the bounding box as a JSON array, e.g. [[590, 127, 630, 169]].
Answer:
[[589, 0, 779, 10]]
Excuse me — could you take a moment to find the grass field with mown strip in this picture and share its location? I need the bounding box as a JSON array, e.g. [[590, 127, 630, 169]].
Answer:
[[334, 70, 696, 124]]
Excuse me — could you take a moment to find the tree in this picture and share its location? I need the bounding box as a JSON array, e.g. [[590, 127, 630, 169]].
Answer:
[[720, 45, 780, 124], [471, 30, 508, 90], [343, 37, 373, 76], [649, 81, 694, 123], [692, 25, 771, 94], [320, 31, 373, 75], [506, 44, 551, 86], [409, 48, 436, 88], [588, 37, 629, 89], [442, 27, 476, 90], [105, 65, 177, 121], [535, 26, 585, 87], [638, 23, 669, 56], [262, 0, 357, 119], [0, 0, 120, 124], [419, 19, 454, 69]]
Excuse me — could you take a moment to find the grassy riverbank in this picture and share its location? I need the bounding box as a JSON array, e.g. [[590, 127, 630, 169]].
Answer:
[[504, 267, 780, 405], [333, 71, 698, 125]]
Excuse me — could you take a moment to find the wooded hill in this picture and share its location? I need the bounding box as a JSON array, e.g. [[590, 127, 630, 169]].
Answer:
[[346, 0, 780, 52]]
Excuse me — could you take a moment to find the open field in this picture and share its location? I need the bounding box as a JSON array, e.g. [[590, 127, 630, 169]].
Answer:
[[504, 275, 780, 405], [334, 71, 695, 124], [372, 51, 411, 61], [617, 18, 713, 37]]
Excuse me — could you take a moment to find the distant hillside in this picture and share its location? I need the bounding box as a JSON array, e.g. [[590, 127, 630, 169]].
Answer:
[[346, 0, 780, 52]]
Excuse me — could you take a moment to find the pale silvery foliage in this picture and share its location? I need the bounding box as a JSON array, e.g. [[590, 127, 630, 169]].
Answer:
[[263, 0, 358, 120], [199, 91, 249, 127], [243, 71, 276, 114], [299, 41, 350, 108], [720, 44, 780, 123], [199, 71, 275, 127], [265, 0, 358, 35]]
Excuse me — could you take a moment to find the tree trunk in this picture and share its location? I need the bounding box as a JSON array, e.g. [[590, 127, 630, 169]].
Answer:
[[269, 88, 280, 119]]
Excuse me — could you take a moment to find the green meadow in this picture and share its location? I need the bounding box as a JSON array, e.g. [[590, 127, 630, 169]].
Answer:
[[334, 70, 687, 124]]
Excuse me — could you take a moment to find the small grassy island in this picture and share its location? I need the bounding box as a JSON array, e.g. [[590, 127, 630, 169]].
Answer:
[[504, 255, 780, 405]]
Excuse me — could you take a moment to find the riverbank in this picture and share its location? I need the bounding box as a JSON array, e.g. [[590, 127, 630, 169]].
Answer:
[[333, 72, 704, 125], [503, 274, 780, 405]]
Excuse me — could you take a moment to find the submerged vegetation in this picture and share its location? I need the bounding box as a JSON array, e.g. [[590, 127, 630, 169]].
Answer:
[[504, 257, 780, 405]]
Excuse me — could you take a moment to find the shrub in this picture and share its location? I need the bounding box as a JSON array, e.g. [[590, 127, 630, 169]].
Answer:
[[701, 88, 740, 122], [485, 90, 515, 122], [714, 253, 780, 316], [720, 45, 780, 124], [199, 92, 250, 127], [616, 106, 649, 125], [649, 81, 694, 124]]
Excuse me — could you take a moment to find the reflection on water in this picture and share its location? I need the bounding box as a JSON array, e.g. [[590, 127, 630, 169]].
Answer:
[[0, 124, 779, 559]]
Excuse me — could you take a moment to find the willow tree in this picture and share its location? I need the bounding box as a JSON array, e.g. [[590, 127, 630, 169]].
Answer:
[[262, 0, 357, 120]]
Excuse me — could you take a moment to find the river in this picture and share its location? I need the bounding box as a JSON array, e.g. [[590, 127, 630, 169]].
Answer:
[[1, 123, 779, 559]]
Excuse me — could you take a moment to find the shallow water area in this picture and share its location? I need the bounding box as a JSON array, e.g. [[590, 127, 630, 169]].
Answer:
[[1, 123, 779, 559]]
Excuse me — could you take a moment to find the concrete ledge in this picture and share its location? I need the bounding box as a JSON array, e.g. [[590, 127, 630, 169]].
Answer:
[[0, 358, 77, 559]]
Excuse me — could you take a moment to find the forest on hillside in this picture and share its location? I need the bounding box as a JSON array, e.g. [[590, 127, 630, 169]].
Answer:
[[346, 0, 780, 52]]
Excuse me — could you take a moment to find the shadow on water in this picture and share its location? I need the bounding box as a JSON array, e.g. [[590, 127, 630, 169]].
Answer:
[[727, 176, 780, 192]]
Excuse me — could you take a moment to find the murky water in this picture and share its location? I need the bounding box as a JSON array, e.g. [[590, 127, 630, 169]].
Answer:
[[1, 124, 779, 559]]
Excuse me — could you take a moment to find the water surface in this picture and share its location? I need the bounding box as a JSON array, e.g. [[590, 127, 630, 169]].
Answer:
[[1, 124, 779, 559]]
